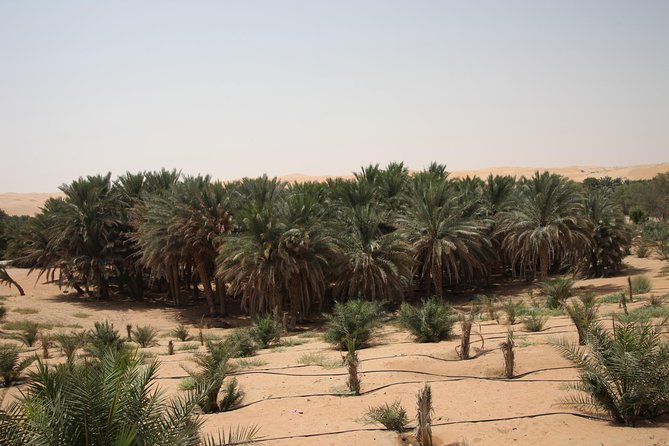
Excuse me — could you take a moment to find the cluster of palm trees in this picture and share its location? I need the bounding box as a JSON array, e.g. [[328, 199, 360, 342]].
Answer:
[[10, 163, 630, 319]]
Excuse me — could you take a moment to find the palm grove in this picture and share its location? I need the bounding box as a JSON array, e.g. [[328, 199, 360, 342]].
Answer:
[[1, 162, 652, 321]]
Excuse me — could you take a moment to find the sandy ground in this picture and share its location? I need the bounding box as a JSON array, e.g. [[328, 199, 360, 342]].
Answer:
[[1, 163, 667, 216], [1, 255, 669, 445]]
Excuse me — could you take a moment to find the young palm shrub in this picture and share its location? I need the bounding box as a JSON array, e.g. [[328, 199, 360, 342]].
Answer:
[[649, 294, 665, 307], [415, 383, 433, 446], [54, 331, 86, 362], [19, 322, 39, 347], [399, 297, 455, 343], [185, 340, 240, 414], [85, 320, 125, 357], [0, 348, 258, 445], [364, 400, 409, 432], [0, 344, 35, 386], [501, 298, 525, 325], [522, 310, 548, 332], [170, 323, 191, 342], [552, 319, 669, 426], [223, 329, 258, 358], [564, 293, 600, 345], [324, 300, 384, 350], [631, 275, 652, 295], [219, 378, 243, 411], [474, 295, 498, 322], [132, 325, 159, 348], [540, 277, 575, 309], [251, 313, 282, 348]]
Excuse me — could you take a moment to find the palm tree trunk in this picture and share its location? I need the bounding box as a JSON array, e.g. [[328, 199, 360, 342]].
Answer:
[[170, 262, 181, 306], [195, 260, 216, 315], [216, 279, 227, 316], [539, 246, 549, 279], [433, 264, 443, 298]]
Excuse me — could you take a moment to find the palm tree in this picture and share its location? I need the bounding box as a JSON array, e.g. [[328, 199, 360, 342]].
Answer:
[[135, 176, 231, 314], [23, 174, 125, 298], [496, 172, 591, 279], [332, 204, 413, 301], [172, 177, 232, 315], [552, 318, 669, 426], [483, 174, 516, 217], [0, 349, 258, 445], [218, 178, 335, 320], [399, 177, 493, 297], [134, 191, 186, 306], [580, 189, 631, 277]]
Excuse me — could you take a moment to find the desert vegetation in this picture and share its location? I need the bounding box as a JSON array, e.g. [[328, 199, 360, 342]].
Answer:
[[0, 165, 654, 319], [0, 165, 668, 445]]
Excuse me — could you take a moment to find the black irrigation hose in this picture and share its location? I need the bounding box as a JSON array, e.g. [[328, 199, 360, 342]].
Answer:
[[247, 411, 611, 444], [230, 375, 580, 411]]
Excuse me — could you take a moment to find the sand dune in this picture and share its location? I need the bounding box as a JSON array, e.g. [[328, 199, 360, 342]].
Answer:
[[1, 163, 667, 216]]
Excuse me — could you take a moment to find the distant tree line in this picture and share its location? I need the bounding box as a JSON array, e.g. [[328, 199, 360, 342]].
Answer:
[[3, 163, 665, 319]]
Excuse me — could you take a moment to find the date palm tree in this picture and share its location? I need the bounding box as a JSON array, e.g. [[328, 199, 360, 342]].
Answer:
[[496, 172, 591, 279], [23, 174, 124, 298], [580, 189, 630, 277], [218, 178, 335, 319], [0, 349, 259, 445], [399, 176, 493, 297], [332, 203, 413, 301]]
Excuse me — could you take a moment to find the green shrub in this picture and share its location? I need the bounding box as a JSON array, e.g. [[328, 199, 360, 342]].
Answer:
[[0, 343, 35, 386], [649, 294, 665, 307], [0, 349, 252, 444], [219, 378, 243, 411], [522, 310, 548, 332], [223, 329, 257, 358], [636, 242, 649, 258], [178, 376, 197, 391], [132, 325, 159, 348], [19, 321, 39, 347], [251, 313, 282, 348], [55, 331, 86, 362], [552, 319, 669, 426], [564, 293, 600, 345], [540, 277, 575, 309], [501, 298, 525, 325], [324, 300, 385, 350], [169, 324, 191, 342], [629, 207, 647, 224], [631, 275, 652, 295], [472, 295, 497, 321], [185, 340, 236, 413], [398, 297, 455, 342], [86, 320, 125, 357], [625, 304, 669, 322], [364, 400, 409, 432]]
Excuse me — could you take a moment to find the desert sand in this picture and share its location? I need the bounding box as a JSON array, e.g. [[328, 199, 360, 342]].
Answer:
[[1, 163, 667, 216], [1, 255, 669, 445]]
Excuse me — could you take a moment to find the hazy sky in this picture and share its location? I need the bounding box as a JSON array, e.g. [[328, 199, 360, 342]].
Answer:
[[1, 1, 668, 192]]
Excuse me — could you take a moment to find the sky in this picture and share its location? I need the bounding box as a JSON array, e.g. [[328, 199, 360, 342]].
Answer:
[[1, 1, 668, 192]]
